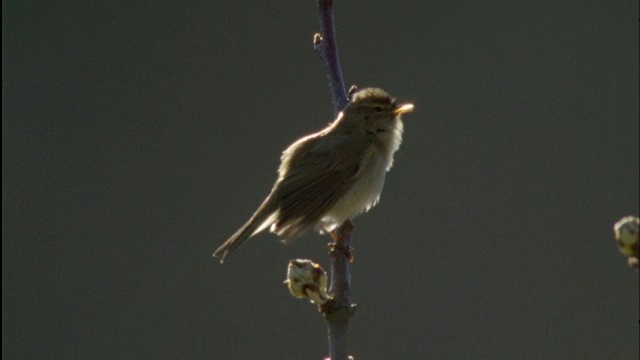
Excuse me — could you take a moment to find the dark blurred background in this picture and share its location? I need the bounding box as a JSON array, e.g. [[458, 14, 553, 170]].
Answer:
[[3, 0, 638, 358]]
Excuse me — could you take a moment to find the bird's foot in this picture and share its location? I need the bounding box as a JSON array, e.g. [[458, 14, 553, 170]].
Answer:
[[324, 220, 355, 262]]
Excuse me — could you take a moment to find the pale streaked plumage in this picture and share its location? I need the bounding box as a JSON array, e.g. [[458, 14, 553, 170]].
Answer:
[[213, 88, 413, 262]]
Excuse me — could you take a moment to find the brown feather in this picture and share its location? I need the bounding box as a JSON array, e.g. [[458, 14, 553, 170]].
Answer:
[[274, 134, 365, 241]]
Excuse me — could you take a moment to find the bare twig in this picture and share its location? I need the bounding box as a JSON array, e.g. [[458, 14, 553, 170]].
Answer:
[[313, 1, 355, 359], [314, 0, 349, 114], [322, 220, 356, 360]]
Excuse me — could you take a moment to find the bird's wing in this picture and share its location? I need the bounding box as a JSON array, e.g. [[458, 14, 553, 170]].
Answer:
[[273, 133, 365, 240]]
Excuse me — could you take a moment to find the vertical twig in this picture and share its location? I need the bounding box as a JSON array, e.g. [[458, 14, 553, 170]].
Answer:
[[314, 0, 349, 114], [313, 2, 355, 359]]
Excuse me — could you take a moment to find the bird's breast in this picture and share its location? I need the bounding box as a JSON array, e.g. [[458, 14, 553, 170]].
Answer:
[[321, 147, 389, 228]]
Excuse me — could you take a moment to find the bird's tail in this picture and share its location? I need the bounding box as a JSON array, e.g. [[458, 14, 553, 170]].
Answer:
[[213, 196, 279, 263]]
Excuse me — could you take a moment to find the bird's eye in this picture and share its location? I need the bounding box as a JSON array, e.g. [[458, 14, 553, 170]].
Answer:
[[374, 106, 383, 113]]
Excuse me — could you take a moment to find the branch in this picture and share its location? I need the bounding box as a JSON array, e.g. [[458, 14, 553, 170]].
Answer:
[[314, 2, 355, 359], [322, 220, 356, 360], [314, 0, 349, 114]]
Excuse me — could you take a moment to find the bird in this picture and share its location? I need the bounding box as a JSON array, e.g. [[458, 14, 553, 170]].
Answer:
[[214, 88, 414, 262]]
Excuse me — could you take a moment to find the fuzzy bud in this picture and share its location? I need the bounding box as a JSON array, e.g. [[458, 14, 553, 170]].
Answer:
[[285, 259, 329, 305], [613, 216, 639, 269]]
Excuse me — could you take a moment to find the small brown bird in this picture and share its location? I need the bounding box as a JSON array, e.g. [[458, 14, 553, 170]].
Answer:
[[214, 88, 414, 262]]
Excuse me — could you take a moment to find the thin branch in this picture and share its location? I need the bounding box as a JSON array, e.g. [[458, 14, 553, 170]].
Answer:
[[314, 0, 349, 114], [314, 2, 355, 359]]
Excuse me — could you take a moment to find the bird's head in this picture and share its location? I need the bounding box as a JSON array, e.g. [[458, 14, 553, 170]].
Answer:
[[338, 88, 413, 149]]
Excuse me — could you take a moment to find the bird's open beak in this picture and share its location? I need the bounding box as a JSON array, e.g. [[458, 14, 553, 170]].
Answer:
[[394, 103, 414, 115]]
